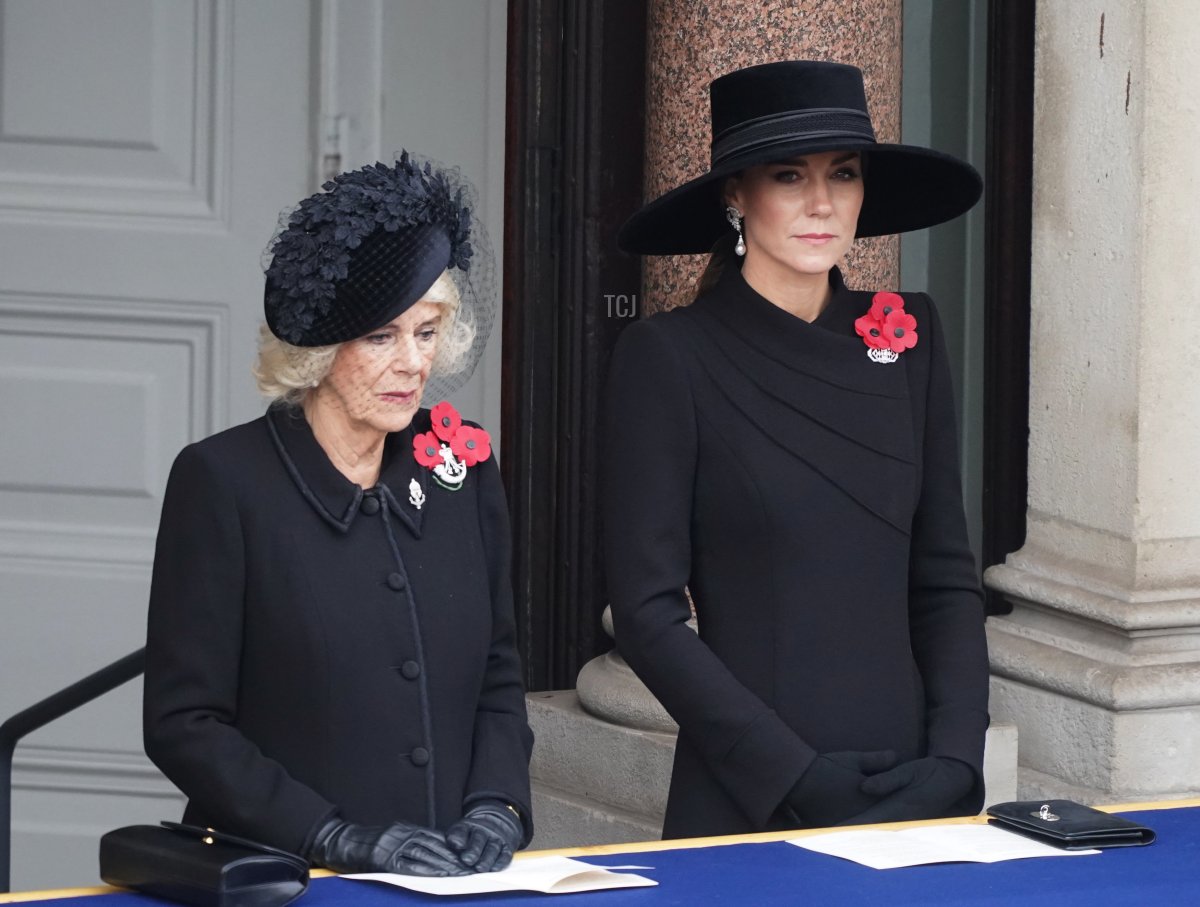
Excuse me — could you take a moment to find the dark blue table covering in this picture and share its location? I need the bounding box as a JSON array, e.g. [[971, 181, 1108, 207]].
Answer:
[[40, 807, 1200, 906]]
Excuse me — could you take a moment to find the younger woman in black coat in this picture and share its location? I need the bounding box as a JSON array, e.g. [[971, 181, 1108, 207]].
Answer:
[[144, 157, 532, 875], [605, 61, 990, 838]]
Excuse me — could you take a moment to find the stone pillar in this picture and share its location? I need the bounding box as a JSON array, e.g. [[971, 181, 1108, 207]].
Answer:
[[639, 0, 902, 313], [985, 0, 1200, 802]]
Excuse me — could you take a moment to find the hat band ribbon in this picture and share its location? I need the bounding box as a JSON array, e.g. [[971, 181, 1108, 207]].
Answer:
[[711, 108, 875, 167]]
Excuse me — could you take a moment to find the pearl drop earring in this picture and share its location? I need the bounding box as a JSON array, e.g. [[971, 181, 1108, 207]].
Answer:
[[726, 206, 746, 256]]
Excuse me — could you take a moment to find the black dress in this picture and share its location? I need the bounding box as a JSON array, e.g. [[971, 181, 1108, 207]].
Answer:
[[602, 265, 989, 839], [143, 406, 533, 855]]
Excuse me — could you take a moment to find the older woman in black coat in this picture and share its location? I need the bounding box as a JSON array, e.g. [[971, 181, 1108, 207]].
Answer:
[[605, 61, 990, 839], [144, 156, 532, 876]]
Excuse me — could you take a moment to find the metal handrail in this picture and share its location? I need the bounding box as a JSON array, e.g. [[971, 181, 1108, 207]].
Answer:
[[0, 648, 145, 893]]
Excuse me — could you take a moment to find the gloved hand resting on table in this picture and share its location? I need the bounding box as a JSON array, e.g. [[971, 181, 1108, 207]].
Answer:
[[446, 800, 524, 872], [842, 756, 975, 825], [308, 816, 470, 876], [784, 749, 897, 828]]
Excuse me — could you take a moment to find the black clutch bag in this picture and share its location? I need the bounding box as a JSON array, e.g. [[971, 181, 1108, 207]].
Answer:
[[99, 821, 309, 907], [986, 800, 1156, 850]]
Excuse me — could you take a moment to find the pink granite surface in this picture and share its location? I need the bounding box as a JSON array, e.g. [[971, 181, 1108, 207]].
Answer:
[[640, 0, 902, 312]]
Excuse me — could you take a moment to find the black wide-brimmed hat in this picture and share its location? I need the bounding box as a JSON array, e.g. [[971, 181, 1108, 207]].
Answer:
[[263, 153, 485, 348], [618, 60, 982, 255]]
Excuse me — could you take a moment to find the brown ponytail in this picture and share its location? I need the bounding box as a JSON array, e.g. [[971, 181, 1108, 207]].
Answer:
[[694, 232, 739, 300]]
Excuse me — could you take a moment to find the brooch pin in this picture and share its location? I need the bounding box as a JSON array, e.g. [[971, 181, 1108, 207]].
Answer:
[[407, 478, 425, 510], [412, 401, 492, 491], [854, 292, 918, 364]]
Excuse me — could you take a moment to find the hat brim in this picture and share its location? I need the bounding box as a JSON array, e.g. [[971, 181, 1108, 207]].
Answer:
[[617, 139, 982, 255]]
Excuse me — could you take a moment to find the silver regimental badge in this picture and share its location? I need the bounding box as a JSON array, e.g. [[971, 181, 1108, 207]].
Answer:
[[408, 478, 426, 510], [432, 446, 467, 490], [868, 348, 899, 364]]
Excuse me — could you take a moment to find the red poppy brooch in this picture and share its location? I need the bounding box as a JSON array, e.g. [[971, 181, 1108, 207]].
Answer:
[[412, 401, 492, 494], [854, 292, 917, 364]]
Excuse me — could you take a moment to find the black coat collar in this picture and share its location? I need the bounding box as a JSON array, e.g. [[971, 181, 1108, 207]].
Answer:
[[267, 405, 426, 537], [692, 265, 905, 399]]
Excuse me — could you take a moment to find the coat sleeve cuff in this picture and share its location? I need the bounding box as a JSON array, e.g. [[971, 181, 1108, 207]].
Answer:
[[463, 791, 533, 847], [716, 710, 817, 828]]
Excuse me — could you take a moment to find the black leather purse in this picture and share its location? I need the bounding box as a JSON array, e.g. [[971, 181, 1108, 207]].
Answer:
[[99, 821, 309, 907], [986, 800, 1156, 850]]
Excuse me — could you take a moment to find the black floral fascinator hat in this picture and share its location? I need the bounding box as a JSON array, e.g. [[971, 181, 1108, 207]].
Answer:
[[262, 152, 495, 393], [618, 60, 982, 255]]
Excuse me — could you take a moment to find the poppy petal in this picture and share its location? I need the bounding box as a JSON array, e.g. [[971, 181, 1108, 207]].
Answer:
[[430, 401, 462, 442], [413, 431, 444, 468]]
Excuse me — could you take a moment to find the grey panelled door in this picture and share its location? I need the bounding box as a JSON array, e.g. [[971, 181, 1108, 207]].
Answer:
[[0, 0, 314, 890]]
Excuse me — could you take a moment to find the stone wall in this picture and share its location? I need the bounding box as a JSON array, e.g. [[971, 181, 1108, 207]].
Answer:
[[985, 0, 1200, 803]]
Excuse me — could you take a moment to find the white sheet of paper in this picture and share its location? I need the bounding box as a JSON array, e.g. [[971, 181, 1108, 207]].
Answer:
[[790, 824, 1101, 870], [345, 855, 658, 896]]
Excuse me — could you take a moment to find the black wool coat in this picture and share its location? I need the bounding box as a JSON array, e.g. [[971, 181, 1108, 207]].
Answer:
[[143, 406, 533, 855], [602, 266, 990, 839]]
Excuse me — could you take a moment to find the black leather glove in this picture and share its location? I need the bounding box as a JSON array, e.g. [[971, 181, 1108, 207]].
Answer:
[[843, 756, 975, 825], [446, 800, 524, 872], [307, 817, 470, 876], [784, 749, 897, 828]]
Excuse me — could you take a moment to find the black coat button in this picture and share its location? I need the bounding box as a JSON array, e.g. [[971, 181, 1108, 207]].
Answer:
[[360, 495, 380, 515], [410, 747, 430, 767], [400, 660, 421, 680], [387, 572, 407, 591]]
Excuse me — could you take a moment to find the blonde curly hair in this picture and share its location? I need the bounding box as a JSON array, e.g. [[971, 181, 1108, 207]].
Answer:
[[253, 271, 472, 407]]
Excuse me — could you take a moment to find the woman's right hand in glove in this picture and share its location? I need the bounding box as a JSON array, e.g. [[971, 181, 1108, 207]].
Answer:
[[307, 817, 470, 876], [784, 749, 897, 828]]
